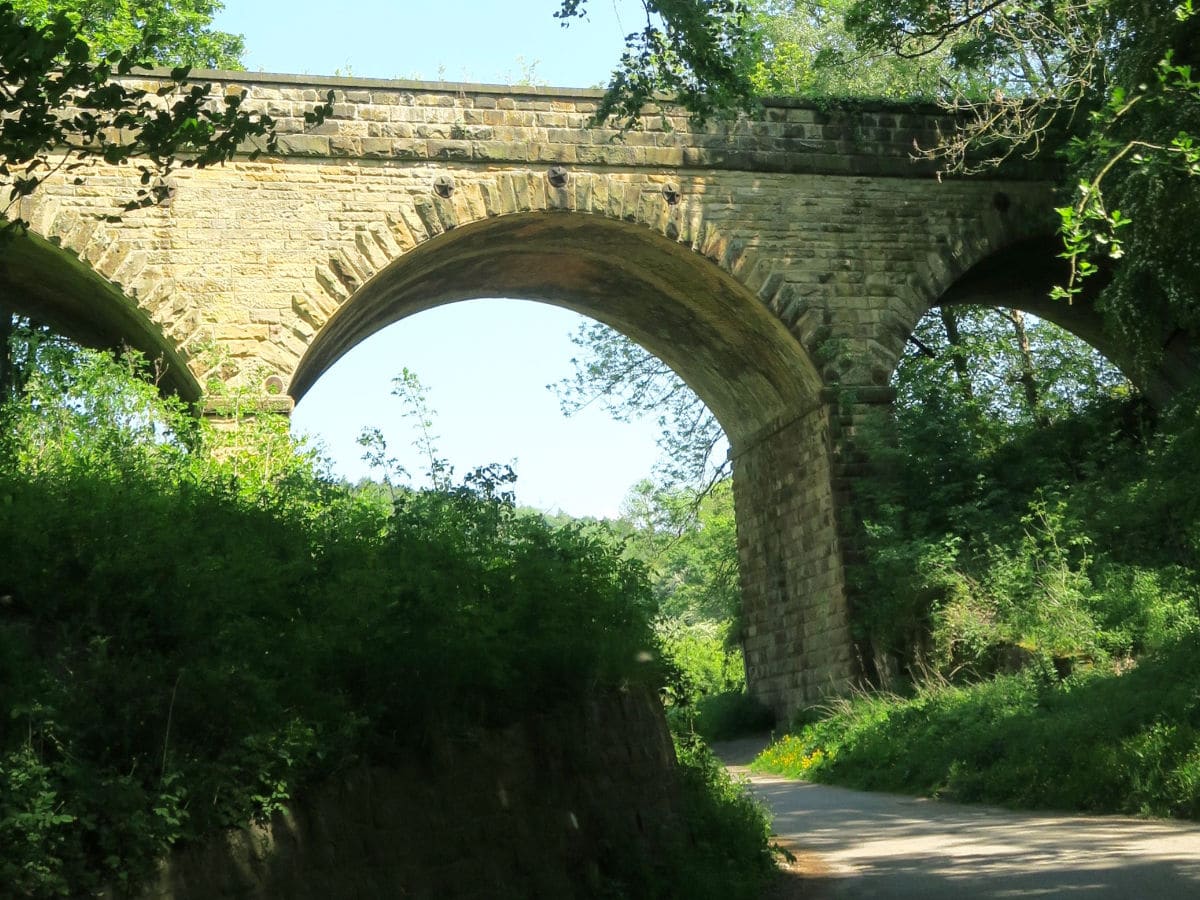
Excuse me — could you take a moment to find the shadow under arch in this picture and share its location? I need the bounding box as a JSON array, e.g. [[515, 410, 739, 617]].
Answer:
[[0, 228, 199, 400], [935, 236, 1198, 406], [291, 211, 824, 450]]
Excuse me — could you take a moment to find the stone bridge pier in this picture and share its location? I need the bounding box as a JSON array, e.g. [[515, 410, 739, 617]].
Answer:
[[14, 70, 1166, 719]]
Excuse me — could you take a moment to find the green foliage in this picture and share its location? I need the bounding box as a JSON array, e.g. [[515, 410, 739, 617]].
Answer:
[[658, 619, 745, 700], [755, 633, 1200, 818], [657, 617, 762, 743], [851, 304, 1200, 677], [748, 0, 949, 98], [595, 731, 776, 899], [556, 0, 763, 126], [621, 479, 740, 621], [896, 306, 1131, 428], [619, 480, 774, 743], [7, 0, 245, 68], [779, 303, 1200, 817], [0, 748, 77, 897], [384, 366, 451, 489], [0, 347, 665, 895], [0, 313, 89, 403], [669, 735, 776, 899]]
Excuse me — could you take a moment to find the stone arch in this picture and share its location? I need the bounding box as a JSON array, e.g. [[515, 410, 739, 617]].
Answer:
[[0, 227, 199, 400], [893, 235, 1195, 406], [283, 169, 779, 395], [291, 207, 852, 717], [291, 207, 823, 450], [865, 191, 1056, 386]]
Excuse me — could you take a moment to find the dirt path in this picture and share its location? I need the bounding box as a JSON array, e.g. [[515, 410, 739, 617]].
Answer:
[[713, 737, 1200, 899]]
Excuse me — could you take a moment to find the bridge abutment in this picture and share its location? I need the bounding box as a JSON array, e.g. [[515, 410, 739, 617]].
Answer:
[[733, 398, 855, 717], [732, 387, 898, 719]]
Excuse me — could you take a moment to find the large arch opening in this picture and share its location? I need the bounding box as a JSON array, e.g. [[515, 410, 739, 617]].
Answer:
[[0, 229, 199, 400], [293, 299, 673, 517], [292, 211, 823, 451], [293, 210, 850, 717]]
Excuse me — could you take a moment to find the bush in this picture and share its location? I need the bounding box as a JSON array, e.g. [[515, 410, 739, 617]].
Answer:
[[855, 382, 1200, 681], [0, 349, 668, 895], [655, 617, 775, 741], [669, 736, 777, 899], [692, 691, 776, 742], [755, 632, 1200, 818]]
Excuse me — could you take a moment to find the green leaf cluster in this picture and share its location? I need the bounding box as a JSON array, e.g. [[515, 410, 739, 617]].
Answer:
[[856, 306, 1200, 679], [7, 0, 245, 69], [0, 347, 661, 896], [557, 0, 764, 125], [749, 0, 949, 99]]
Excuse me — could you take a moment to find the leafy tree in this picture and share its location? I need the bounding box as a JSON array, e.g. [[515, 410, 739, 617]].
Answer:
[[898, 305, 1131, 428], [849, 303, 1200, 679], [618, 480, 734, 606], [7, 0, 244, 68], [552, 321, 727, 495], [616, 477, 771, 739], [622, 478, 741, 624], [556, 0, 960, 121], [0, 315, 79, 404], [553, 305, 1124, 506], [556, 0, 763, 125], [748, 0, 949, 97], [0, 1, 284, 234]]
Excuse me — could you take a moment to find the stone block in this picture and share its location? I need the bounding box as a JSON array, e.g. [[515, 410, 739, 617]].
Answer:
[[275, 134, 330, 156]]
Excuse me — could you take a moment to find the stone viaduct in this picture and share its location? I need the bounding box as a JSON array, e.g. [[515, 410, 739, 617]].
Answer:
[[5, 70, 1186, 718]]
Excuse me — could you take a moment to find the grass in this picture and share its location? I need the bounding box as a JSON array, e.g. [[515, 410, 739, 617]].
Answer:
[[754, 635, 1200, 819]]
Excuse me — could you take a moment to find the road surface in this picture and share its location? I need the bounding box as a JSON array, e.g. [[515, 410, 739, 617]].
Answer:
[[714, 737, 1200, 899]]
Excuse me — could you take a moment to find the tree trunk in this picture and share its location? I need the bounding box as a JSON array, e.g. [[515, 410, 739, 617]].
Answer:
[[1006, 307, 1049, 426], [0, 306, 13, 404], [939, 307, 974, 399]]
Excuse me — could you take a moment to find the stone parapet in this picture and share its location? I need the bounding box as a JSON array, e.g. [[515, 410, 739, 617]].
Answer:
[[117, 69, 1060, 180]]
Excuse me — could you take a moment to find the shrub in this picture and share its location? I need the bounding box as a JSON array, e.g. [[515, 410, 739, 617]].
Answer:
[[755, 633, 1200, 818], [0, 349, 668, 895]]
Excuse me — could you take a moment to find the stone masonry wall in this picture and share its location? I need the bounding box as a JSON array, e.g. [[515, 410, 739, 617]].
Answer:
[[19, 71, 1058, 400], [129, 688, 679, 900], [732, 399, 856, 715]]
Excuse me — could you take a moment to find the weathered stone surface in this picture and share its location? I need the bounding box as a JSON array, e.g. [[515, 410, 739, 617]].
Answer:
[[132, 688, 680, 900]]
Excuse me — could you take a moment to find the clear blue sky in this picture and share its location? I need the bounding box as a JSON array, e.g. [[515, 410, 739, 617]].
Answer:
[[210, 1, 703, 518]]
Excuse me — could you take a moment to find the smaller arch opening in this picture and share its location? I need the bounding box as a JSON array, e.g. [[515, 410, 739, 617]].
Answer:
[[897, 304, 1133, 426], [861, 295, 1162, 685], [929, 235, 1194, 406], [0, 229, 199, 401]]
